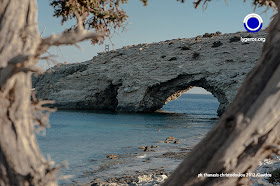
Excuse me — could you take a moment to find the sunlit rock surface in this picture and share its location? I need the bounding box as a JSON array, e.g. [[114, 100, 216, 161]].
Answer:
[[33, 31, 266, 115]]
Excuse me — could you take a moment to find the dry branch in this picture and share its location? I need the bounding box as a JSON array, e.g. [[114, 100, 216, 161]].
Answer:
[[0, 55, 41, 90], [37, 13, 105, 55]]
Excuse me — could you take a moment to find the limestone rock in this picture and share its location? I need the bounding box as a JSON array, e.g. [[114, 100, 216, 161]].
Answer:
[[33, 31, 266, 116], [137, 174, 153, 183], [166, 136, 175, 141], [139, 146, 145, 149], [106, 154, 118, 159], [151, 145, 159, 148], [174, 140, 180, 144], [155, 174, 168, 182], [144, 146, 150, 152]]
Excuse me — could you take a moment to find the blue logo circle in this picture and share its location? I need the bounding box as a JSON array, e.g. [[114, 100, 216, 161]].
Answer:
[[243, 13, 263, 33], [247, 18, 259, 29]]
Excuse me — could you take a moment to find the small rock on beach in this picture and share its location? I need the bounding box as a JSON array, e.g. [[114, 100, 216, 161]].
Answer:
[[166, 136, 175, 141], [106, 154, 118, 159], [144, 146, 150, 152]]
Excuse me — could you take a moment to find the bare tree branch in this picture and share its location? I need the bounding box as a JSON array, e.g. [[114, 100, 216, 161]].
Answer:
[[37, 13, 105, 55], [7, 55, 30, 65], [0, 55, 41, 89]]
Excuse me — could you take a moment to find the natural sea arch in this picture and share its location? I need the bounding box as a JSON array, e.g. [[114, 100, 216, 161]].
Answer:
[[137, 78, 226, 116], [33, 31, 264, 116]]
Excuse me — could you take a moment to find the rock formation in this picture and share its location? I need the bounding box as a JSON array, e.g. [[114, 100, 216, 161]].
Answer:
[[33, 31, 266, 115]]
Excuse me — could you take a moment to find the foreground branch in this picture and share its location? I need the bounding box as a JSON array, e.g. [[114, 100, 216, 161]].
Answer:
[[0, 55, 40, 90], [37, 13, 105, 55]]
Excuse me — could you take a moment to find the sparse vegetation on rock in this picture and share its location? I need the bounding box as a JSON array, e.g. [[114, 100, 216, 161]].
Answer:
[[203, 32, 222, 38], [247, 34, 253, 38], [192, 52, 200, 60], [229, 35, 241, 43], [168, 57, 177, 61], [212, 41, 223, 48], [203, 33, 212, 38], [225, 59, 234, 62], [216, 31, 222, 36], [195, 35, 202, 40], [181, 45, 190, 50]]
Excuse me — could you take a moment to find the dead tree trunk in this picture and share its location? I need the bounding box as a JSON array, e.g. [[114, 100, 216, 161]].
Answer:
[[0, 0, 58, 185], [163, 5, 280, 186], [0, 0, 102, 185]]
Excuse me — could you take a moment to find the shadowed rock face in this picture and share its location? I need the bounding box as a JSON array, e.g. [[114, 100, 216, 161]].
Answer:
[[33, 31, 266, 116]]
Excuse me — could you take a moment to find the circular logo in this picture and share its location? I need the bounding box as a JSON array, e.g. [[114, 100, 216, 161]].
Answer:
[[243, 13, 263, 33]]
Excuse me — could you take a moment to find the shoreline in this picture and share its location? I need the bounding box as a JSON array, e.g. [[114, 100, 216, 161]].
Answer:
[[79, 154, 280, 186], [77, 152, 280, 186], [61, 135, 196, 185], [57, 133, 280, 186], [43, 109, 279, 186], [80, 147, 189, 186]]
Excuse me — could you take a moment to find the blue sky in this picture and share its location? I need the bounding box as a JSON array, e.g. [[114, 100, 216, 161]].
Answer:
[[37, 0, 274, 65], [37, 0, 274, 94]]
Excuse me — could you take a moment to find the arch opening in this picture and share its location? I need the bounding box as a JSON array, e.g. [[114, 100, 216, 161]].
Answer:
[[161, 87, 220, 116], [142, 76, 229, 116]]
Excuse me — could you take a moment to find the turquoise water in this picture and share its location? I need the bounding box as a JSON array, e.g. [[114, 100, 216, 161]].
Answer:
[[37, 93, 219, 184]]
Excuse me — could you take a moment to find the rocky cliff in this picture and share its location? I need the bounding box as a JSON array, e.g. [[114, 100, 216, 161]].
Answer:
[[33, 31, 266, 115]]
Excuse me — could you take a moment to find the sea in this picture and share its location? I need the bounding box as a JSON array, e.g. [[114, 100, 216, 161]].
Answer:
[[36, 92, 220, 184]]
